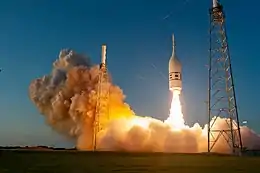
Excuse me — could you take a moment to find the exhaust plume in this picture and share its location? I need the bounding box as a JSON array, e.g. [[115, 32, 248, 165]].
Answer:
[[29, 49, 260, 153]]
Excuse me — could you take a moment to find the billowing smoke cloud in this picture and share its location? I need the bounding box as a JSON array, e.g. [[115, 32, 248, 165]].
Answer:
[[98, 116, 260, 153], [29, 49, 260, 153], [29, 49, 134, 150]]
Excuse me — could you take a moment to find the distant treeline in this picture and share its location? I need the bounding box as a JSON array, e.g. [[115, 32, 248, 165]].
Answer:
[[242, 149, 260, 156], [0, 146, 76, 150]]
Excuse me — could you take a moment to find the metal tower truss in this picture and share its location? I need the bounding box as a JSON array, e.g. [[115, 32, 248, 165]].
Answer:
[[208, 3, 243, 154], [93, 64, 110, 151]]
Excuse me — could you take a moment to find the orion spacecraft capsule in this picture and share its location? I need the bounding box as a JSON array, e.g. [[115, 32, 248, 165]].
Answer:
[[169, 34, 182, 91]]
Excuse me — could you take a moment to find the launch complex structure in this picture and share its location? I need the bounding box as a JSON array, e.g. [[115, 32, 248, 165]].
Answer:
[[207, 0, 243, 154], [92, 45, 110, 151]]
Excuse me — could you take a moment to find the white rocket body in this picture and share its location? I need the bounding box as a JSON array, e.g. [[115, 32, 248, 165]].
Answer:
[[169, 34, 182, 91]]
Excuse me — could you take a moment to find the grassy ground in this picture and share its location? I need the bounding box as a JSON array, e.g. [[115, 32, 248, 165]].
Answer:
[[0, 150, 259, 173]]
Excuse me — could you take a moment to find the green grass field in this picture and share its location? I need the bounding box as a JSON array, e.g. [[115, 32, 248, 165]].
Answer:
[[0, 150, 259, 173]]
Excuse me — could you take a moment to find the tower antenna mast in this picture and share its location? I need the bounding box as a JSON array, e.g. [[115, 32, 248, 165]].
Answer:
[[93, 44, 110, 151], [208, 0, 243, 154]]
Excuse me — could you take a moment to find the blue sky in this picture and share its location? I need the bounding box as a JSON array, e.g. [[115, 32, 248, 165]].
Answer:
[[0, 0, 259, 147]]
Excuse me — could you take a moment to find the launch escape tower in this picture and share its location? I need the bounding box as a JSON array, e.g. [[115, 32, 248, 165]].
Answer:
[[93, 45, 110, 151], [207, 0, 243, 154]]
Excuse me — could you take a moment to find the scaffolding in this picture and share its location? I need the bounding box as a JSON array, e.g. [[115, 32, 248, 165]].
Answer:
[[93, 45, 110, 151], [208, 1, 243, 154]]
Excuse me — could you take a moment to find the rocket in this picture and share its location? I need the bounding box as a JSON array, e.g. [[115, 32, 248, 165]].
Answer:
[[168, 34, 182, 91], [100, 44, 107, 70]]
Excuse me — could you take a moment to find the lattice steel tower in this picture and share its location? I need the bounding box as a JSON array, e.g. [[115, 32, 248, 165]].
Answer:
[[93, 44, 110, 151], [208, 0, 243, 154]]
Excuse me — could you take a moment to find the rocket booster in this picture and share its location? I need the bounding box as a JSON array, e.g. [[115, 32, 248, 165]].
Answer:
[[168, 34, 182, 91]]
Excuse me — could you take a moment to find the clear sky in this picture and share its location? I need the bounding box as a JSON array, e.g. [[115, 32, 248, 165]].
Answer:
[[0, 0, 259, 147]]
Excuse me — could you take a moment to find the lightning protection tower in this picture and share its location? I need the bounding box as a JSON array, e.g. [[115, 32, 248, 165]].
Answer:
[[93, 44, 110, 151], [208, 0, 243, 154]]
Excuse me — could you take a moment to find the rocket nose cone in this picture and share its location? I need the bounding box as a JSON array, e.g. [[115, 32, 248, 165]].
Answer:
[[169, 55, 180, 65], [169, 55, 181, 72]]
